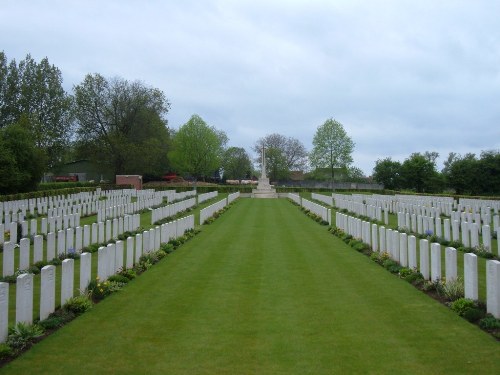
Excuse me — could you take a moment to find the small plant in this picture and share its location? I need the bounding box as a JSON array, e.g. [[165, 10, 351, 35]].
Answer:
[[479, 314, 500, 330], [87, 277, 123, 301], [108, 274, 130, 284], [382, 259, 402, 274], [7, 322, 44, 351], [117, 268, 136, 280], [0, 343, 13, 360], [48, 257, 62, 266], [437, 277, 464, 301], [63, 294, 93, 315], [450, 298, 476, 316], [33, 260, 49, 271]]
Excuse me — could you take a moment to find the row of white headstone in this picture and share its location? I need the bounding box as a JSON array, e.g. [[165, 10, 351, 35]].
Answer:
[[396, 211, 499, 254], [197, 191, 218, 205], [311, 193, 333, 207], [2, 214, 141, 277], [335, 211, 500, 319], [199, 198, 228, 225], [0, 214, 195, 344], [151, 197, 197, 225], [301, 197, 332, 225], [227, 192, 240, 204]]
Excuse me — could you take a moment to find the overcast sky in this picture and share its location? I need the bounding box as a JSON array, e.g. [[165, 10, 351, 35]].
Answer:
[[1, 0, 499, 174]]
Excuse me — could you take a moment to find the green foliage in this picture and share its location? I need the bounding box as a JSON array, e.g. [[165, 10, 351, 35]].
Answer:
[[87, 278, 124, 301], [382, 259, 402, 273], [0, 122, 46, 194], [479, 314, 500, 330], [117, 268, 137, 280], [169, 114, 227, 180], [309, 118, 355, 186], [450, 298, 477, 316], [108, 274, 130, 284], [400, 152, 443, 193], [7, 322, 44, 351], [0, 343, 13, 359], [436, 278, 464, 301], [0, 52, 73, 169], [222, 147, 253, 180], [399, 268, 424, 284], [372, 158, 403, 190], [73, 73, 171, 176], [63, 295, 93, 315]]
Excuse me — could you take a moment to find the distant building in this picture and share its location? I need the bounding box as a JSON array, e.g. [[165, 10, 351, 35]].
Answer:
[[51, 159, 114, 182]]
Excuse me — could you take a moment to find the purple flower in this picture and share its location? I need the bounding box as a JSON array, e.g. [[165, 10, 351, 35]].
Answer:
[[425, 229, 433, 237]]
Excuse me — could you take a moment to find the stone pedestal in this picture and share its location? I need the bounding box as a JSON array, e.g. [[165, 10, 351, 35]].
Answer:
[[252, 176, 277, 198]]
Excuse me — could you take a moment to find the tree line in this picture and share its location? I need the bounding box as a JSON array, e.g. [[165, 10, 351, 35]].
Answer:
[[372, 150, 500, 195], [1, 51, 498, 195]]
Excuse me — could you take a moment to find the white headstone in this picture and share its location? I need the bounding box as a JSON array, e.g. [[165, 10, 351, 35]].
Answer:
[[2, 242, 14, 277], [9, 222, 17, 244], [57, 229, 65, 256], [0, 282, 8, 343], [83, 225, 90, 248], [482, 225, 491, 252], [126, 237, 134, 269], [105, 220, 112, 242], [66, 228, 74, 253], [464, 253, 478, 300], [486, 260, 500, 318], [97, 247, 107, 281], [430, 243, 442, 282], [19, 237, 30, 270], [16, 273, 33, 324], [115, 240, 124, 273], [98, 222, 105, 244], [371, 224, 378, 252], [399, 233, 408, 267], [61, 259, 74, 306], [40, 265, 56, 321], [445, 247, 457, 282], [106, 243, 115, 278], [135, 233, 142, 263], [379, 226, 386, 253], [80, 252, 92, 293], [142, 231, 150, 254], [419, 239, 430, 280], [33, 235, 43, 263], [443, 219, 451, 241], [408, 235, 417, 269]]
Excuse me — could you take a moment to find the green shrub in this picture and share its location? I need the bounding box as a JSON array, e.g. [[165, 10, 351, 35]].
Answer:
[[108, 274, 130, 284], [7, 322, 44, 351], [462, 308, 484, 323], [450, 298, 476, 316], [33, 260, 49, 270], [87, 278, 124, 301], [161, 243, 175, 254], [437, 278, 464, 301], [382, 259, 401, 273], [479, 314, 500, 330], [48, 257, 62, 266], [117, 268, 136, 280], [63, 295, 93, 315], [0, 275, 17, 283], [0, 343, 13, 360], [38, 316, 66, 330]]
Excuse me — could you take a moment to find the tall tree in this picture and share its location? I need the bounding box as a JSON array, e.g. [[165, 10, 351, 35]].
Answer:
[[372, 158, 402, 190], [222, 147, 252, 180], [0, 52, 73, 168], [309, 118, 355, 188], [252, 133, 308, 181], [0, 121, 46, 194], [400, 152, 443, 193], [169, 114, 228, 180], [73, 73, 171, 176], [446, 153, 478, 195]]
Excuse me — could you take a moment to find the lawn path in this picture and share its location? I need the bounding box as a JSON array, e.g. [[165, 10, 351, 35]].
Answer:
[[1, 199, 499, 374]]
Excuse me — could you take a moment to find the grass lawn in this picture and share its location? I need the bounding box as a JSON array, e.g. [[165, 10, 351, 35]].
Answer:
[[1, 199, 499, 374]]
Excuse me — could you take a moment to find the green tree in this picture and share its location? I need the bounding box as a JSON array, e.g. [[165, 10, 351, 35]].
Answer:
[[400, 152, 443, 193], [446, 153, 478, 195], [73, 73, 171, 176], [0, 52, 73, 168], [477, 150, 500, 195], [253, 133, 308, 180], [169, 114, 228, 180], [309, 118, 354, 189], [222, 147, 252, 180], [372, 158, 403, 190], [0, 122, 46, 194]]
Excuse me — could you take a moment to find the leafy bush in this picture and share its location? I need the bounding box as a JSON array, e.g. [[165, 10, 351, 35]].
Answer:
[[161, 243, 175, 254], [437, 278, 464, 301], [479, 314, 500, 330], [48, 257, 62, 266], [63, 295, 93, 315], [33, 260, 49, 271], [87, 278, 124, 301], [462, 308, 484, 323], [399, 268, 424, 284], [450, 298, 476, 316], [0, 343, 13, 360], [382, 259, 402, 273], [117, 268, 136, 280], [0, 275, 17, 283], [108, 274, 130, 284], [7, 322, 44, 351]]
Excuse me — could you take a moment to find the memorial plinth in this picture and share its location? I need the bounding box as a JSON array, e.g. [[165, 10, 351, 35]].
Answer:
[[252, 146, 277, 198]]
